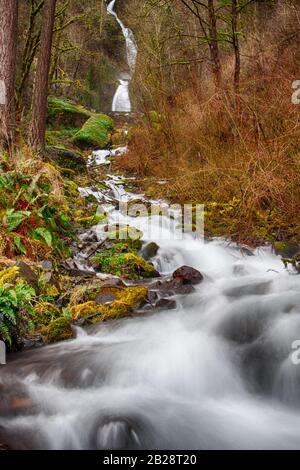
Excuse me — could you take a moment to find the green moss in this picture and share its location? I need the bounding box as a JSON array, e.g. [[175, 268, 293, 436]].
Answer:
[[273, 241, 290, 254], [75, 213, 106, 229], [46, 146, 86, 172], [73, 114, 114, 149], [70, 286, 149, 325], [91, 246, 158, 279], [44, 317, 73, 343], [47, 96, 92, 128], [46, 128, 79, 147], [33, 302, 61, 327]]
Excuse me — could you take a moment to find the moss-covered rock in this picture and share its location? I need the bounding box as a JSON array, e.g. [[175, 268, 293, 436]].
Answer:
[[70, 286, 149, 325], [46, 146, 86, 172], [33, 302, 61, 327], [75, 213, 106, 229], [73, 114, 114, 149], [44, 317, 73, 344], [47, 96, 92, 128], [91, 242, 159, 279], [141, 242, 159, 260]]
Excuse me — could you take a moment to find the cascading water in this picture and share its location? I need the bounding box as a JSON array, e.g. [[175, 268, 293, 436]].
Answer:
[[2, 149, 300, 450], [107, 0, 137, 113]]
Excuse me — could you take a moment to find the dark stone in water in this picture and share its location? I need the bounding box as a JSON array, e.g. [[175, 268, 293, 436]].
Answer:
[[141, 242, 159, 260], [172, 266, 203, 285], [155, 298, 177, 310], [101, 278, 126, 288], [150, 277, 195, 296], [148, 290, 158, 304]]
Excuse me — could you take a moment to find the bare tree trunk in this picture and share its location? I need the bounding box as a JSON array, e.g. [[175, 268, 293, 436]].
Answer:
[[232, 0, 240, 109], [29, 0, 57, 151], [0, 0, 18, 149], [207, 0, 222, 89]]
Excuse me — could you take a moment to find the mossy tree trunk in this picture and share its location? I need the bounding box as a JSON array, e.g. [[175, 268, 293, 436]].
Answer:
[[17, 0, 44, 114], [0, 0, 18, 149], [29, 0, 57, 152]]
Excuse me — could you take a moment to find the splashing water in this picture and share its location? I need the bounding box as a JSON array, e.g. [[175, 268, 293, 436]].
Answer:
[[107, 0, 137, 112], [2, 153, 300, 450]]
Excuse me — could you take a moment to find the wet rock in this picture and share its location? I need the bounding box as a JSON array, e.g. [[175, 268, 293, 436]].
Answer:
[[172, 266, 203, 285], [141, 242, 159, 260], [155, 298, 177, 310], [273, 241, 300, 258], [43, 318, 74, 344], [101, 278, 126, 288], [150, 277, 195, 296], [148, 290, 158, 304], [70, 286, 149, 325], [0, 443, 9, 450], [80, 231, 98, 244], [0, 382, 35, 417], [68, 269, 96, 278], [95, 290, 117, 305]]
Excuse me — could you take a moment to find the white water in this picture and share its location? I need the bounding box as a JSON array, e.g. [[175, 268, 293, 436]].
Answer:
[[107, 0, 137, 112], [1, 152, 300, 450]]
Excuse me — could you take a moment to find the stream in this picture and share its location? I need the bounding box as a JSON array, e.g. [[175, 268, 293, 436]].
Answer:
[[1, 145, 300, 449]]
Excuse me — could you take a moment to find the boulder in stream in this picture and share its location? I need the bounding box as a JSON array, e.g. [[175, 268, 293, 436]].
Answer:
[[172, 266, 203, 285]]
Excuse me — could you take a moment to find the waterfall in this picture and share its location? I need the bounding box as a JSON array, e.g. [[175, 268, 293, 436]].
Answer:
[[107, 0, 137, 113]]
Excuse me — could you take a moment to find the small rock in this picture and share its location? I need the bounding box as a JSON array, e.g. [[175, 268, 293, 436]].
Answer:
[[141, 242, 159, 260], [101, 278, 126, 288], [95, 291, 116, 304], [16, 261, 38, 289], [148, 290, 158, 304], [67, 269, 96, 278], [150, 277, 195, 296], [172, 266, 203, 285], [155, 298, 177, 310], [41, 260, 53, 270]]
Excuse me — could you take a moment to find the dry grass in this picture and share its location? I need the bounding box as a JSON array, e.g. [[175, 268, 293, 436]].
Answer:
[[117, 4, 300, 244]]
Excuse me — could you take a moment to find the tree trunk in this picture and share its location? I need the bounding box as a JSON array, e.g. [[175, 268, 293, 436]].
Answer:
[[207, 0, 222, 89], [232, 0, 241, 109], [0, 0, 18, 149], [29, 0, 57, 151]]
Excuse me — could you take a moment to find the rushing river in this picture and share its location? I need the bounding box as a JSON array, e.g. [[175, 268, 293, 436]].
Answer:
[[1, 146, 300, 450]]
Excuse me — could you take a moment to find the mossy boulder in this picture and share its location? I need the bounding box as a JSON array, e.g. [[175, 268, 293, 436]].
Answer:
[[75, 213, 105, 229], [45, 146, 86, 172], [47, 96, 92, 128], [91, 246, 159, 279], [73, 114, 114, 149], [44, 317, 73, 344], [273, 241, 300, 258], [70, 286, 149, 325], [141, 242, 159, 260], [33, 302, 61, 327]]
